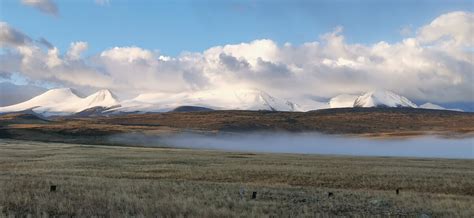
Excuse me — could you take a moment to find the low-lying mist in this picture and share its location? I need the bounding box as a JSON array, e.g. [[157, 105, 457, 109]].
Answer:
[[108, 132, 473, 159]]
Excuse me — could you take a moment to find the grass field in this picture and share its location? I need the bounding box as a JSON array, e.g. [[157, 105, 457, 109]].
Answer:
[[1, 139, 473, 217]]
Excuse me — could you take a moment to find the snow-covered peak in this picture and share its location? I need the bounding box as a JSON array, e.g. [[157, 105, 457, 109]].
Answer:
[[27, 88, 81, 104], [329, 94, 358, 108], [4, 86, 458, 116], [83, 89, 119, 108], [0, 88, 120, 116], [353, 89, 417, 108], [232, 88, 296, 111], [0, 88, 82, 114]]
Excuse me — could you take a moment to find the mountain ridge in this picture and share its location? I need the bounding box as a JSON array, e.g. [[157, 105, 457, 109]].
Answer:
[[0, 88, 465, 116]]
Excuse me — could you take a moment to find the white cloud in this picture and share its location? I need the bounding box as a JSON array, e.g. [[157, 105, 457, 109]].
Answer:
[[417, 11, 473, 48], [46, 47, 62, 68], [21, 0, 58, 16], [100, 46, 154, 62], [0, 11, 473, 103], [0, 23, 112, 88], [66, 41, 88, 60], [204, 39, 280, 66]]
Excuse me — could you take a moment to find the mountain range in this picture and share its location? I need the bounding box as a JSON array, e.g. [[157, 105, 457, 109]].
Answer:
[[0, 88, 462, 117]]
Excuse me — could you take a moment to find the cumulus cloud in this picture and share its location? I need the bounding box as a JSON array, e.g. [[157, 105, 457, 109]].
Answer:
[[0, 23, 112, 89], [0, 11, 473, 103], [100, 46, 154, 62], [417, 11, 473, 48], [21, 0, 58, 16]]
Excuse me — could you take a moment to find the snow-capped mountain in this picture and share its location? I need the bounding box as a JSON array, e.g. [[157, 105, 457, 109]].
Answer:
[[353, 90, 417, 108], [106, 88, 298, 113], [1, 87, 466, 116], [0, 88, 119, 116], [231, 89, 297, 111], [82, 89, 119, 109]]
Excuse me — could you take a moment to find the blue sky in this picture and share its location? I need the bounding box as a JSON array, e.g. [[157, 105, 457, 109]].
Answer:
[[1, 0, 472, 56], [0, 0, 473, 108]]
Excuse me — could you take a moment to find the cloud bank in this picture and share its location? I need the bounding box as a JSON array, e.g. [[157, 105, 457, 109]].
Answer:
[[0, 11, 473, 103]]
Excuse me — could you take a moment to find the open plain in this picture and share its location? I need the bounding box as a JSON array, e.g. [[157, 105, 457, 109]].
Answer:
[[1, 108, 473, 216], [1, 139, 473, 217]]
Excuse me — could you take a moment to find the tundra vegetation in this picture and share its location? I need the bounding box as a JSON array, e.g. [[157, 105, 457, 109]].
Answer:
[[0, 140, 473, 217], [0, 108, 473, 216], [1, 108, 473, 144]]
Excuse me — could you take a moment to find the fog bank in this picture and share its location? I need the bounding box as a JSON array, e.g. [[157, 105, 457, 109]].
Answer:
[[108, 133, 474, 159]]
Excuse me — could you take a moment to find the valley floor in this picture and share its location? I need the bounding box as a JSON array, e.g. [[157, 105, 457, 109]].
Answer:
[[1, 139, 473, 217]]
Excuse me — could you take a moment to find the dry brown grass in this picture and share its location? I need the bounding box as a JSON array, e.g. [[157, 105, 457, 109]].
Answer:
[[2, 108, 473, 146], [1, 139, 473, 217], [98, 108, 474, 134]]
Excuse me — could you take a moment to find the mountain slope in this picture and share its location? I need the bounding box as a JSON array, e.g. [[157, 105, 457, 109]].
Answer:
[[420, 102, 463, 112], [329, 94, 358, 108], [353, 90, 417, 108], [0, 88, 82, 116], [420, 103, 445, 110], [81, 89, 119, 109]]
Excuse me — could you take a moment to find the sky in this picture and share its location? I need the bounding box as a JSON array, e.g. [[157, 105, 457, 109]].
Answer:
[[1, 0, 472, 56], [0, 0, 473, 105]]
